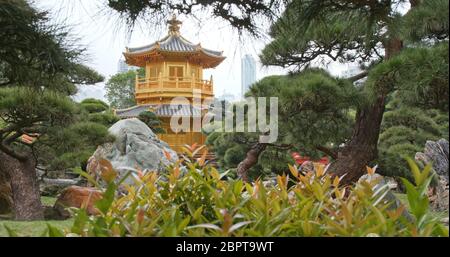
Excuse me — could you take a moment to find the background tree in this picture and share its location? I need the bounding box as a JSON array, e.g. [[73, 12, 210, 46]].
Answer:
[[0, 0, 107, 220], [105, 69, 143, 109], [257, 0, 449, 184]]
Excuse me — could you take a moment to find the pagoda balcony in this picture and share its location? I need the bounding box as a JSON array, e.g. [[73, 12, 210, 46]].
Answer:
[[135, 75, 214, 97]]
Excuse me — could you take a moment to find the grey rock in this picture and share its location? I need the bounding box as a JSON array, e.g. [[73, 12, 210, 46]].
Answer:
[[87, 118, 178, 185], [415, 139, 449, 183], [415, 139, 449, 212], [428, 176, 449, 212], [36, 166, 46, 180]]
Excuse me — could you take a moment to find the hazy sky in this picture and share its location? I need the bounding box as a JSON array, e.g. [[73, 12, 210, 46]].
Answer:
[[35, 0, 355, 102]]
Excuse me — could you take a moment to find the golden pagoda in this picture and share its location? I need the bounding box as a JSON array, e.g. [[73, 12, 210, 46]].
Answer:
[[116, 15, 226, 152]]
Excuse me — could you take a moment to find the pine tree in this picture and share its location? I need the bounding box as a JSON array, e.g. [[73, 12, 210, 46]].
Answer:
[[0, 0, 106, 220], [257, 0, 449, 184]]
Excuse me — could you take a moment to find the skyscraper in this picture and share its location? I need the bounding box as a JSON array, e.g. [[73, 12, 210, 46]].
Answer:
[[117, 58, 138, 73], [241, 54, 256, 98], [117, 59, 129, 73]]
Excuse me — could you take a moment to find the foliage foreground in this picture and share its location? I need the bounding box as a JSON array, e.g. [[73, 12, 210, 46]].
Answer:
[[7, 147, 449, 237]]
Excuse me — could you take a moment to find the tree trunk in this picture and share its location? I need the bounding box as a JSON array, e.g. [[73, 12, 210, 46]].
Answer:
[[327, 94, 386, 185], [0, 170, 12, 215], [327, 38, 404, 185], [237, 143, 267, 182], [0, 151, 43, 220]]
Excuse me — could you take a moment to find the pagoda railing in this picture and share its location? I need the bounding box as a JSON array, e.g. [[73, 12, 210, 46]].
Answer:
[[135, 75, 214, 96]]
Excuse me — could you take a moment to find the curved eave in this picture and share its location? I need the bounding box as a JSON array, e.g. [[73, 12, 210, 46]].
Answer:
[[124, 49, 226, 69]]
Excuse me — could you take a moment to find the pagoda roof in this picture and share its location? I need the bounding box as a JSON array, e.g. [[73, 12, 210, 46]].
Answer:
[[124, 15, 225, 68], [127, 34, 223, 57], [116, 104, 202, 118]]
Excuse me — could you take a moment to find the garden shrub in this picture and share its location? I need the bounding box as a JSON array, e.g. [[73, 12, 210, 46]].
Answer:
[[39, 146, 448, 237]]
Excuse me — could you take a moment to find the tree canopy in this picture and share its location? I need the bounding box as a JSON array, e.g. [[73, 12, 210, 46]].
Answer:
[[106, 0, 282, 36], [208, 0, 449, 182], [105, 70, 138, 109], [0, 0, 112, 219]]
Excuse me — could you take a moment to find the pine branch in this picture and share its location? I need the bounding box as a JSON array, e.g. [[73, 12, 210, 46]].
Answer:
[[348, 71, 369, 82], [267, 143, 293, 150], [0, 142, 27, 161], [315, 145, 338, 159]]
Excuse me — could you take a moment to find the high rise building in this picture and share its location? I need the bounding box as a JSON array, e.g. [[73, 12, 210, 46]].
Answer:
[[117, 59, 129, 73], [117, 58, 138, 73], [217, 90, 236, 103], [241, 54, 256, 98]]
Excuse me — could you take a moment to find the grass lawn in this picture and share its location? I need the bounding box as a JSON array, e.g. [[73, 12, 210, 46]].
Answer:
[[0, 219, 73, 237], [0, 196, 73, 237]]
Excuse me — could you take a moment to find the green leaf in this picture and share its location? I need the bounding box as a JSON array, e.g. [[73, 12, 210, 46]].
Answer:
[[47, 224, 65, 237], [401, 178, 419, 209], [417, 175, 434, 197], [193, 206, 203, 221], [420, 163, 433, 185], [95, 182, 117, 214], [117, 170, 133, 186], [178, 217, 191, 233], [406, 158, 421, 186], [71, 208, 89, 235], [229, 221, 253, 233], [74, 167, 100, 188], [187, 224, 222, 231], [401, 177, 430, 221]]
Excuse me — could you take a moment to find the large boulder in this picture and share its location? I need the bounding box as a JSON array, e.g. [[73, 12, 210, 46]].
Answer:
[[87, 118, 178, 184], [415, 139, 449, 212]]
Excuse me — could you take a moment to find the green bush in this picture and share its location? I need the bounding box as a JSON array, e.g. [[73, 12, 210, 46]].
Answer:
[[137, 111, 166, 134], [378, 107, 449, 180], [80, 98, 109, 113], [41, 146, 447, 237], [88, 111, 120, 127]]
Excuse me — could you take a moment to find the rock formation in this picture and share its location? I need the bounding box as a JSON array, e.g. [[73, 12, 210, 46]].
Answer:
[[53, 186, 103, 219], [87, 118, 178, 185], [415, 139, 449, 212]]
